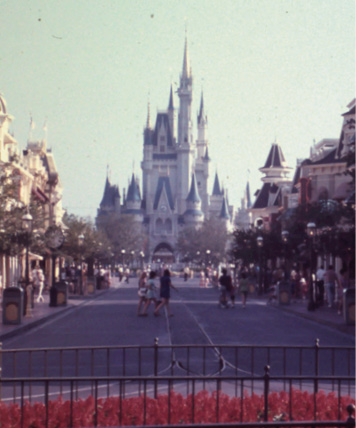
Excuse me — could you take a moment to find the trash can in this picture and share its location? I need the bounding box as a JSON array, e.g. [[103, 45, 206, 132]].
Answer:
[[55, 281, 68, 306], [87, 276, 96, 295], [247, 278, 257, 295], [278, 280, 291, 305], [2, 287, 24, 325], [343, 288, 355, 325], [49, 282, 68, 307]]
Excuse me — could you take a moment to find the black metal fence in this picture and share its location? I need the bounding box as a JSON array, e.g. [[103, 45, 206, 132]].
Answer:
[[0, 370, 354, 427], [0, 339, 354, 427]]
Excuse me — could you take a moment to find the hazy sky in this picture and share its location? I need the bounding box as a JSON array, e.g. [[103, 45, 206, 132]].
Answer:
[[1, 0, 355, 219]]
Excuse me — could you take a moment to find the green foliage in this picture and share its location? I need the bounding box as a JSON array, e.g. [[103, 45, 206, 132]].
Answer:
[[96, 213, 145, 263], [0, 163, 47, 255], [177, 217, 229, 264]]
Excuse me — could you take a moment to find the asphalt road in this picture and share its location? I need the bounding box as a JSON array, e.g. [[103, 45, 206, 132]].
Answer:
[[1, 278, 354, 402]]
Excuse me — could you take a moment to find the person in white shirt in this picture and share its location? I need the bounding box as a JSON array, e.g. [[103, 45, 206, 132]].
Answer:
[[316, 265, 325, 306]]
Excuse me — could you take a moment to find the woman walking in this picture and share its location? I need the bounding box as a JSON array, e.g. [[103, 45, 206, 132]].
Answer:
[[137, 271, 148, 316], [154, 269, 178, 317], [141, 271, 158, 315]]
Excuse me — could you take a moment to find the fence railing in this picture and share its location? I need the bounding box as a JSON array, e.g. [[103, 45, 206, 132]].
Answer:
[[0, 368, 354, 427], [0, 339, 354, 427], [1, 338, 354, 381]]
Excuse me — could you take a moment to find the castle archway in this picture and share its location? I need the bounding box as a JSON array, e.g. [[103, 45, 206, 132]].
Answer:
[[152, 242, 175, 264]]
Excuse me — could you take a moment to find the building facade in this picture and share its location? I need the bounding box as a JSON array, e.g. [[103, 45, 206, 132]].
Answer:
[[97, 38, 234, 262]]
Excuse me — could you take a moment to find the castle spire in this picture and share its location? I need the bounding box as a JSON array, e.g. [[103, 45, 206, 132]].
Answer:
[[198, 91, 204, 124], [182, 34, 190, 79], [168, 84, 174, 110], [186, 173, 201, 203], [146, 101, 151, 129]]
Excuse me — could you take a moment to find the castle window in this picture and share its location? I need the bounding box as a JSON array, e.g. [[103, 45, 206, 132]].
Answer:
[[164, 219, 172, 234], [160, 136, 165, 142], [160, 146, 165, 152], [155, 218, 163, 234]]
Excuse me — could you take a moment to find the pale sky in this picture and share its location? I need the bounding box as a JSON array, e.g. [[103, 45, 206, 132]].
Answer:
[[1, 0, 355, 219]]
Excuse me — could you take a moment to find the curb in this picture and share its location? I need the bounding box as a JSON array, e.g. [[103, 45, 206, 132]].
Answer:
[[275, 304, 355, 336], [0, 289, 110, 342]]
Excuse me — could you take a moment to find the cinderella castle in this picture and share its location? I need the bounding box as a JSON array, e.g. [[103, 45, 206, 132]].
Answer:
[[97, 37, 234, 263]]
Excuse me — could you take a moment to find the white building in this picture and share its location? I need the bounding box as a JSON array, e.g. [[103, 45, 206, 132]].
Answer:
[[97, 38, 234, 262]]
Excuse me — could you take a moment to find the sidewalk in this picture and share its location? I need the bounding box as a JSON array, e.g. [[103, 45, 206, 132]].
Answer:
[[0, 287, 109, 342], [0, 279, 354, 341], [274, 298, 355, 336]]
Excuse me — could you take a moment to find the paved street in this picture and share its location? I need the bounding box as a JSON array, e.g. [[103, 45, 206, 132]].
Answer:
[[2, 277, 354, 349], [1, 278, 355, 402]]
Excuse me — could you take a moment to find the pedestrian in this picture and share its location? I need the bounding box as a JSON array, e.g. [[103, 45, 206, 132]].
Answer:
[[323, 265, 340, 308], [154, 269, 178, 317], [238, 271, 249, 308], [33, 264, 45, 303], [141, 271, 158, 315], [218, 268, 234, 308], [337, 268, 349, 315], [137, 271, 148, 316], [316, 265, 325, 306], [199, 270, 205, 287], [125, 267, 130, 283], [184, 266, 190, 282]]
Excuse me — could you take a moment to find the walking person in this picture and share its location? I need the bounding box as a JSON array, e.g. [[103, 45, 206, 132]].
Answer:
[[137, 271, 148, 316], [324, 265, 340, 308], [337, 268, 349, 315], [218, 268, 234, 308], [154, 269, 178, 317], [238, 272, 249, 308], [141, 271, 158, 315], [316, 265, 325, 306]]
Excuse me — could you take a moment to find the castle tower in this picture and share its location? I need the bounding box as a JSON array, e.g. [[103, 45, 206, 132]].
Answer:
[[184, 173, 204, 226], [177, 36, 195, 214], [195, 91, 210, 215]]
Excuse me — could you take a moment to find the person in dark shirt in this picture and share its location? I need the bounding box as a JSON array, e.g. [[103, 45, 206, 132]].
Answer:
[[154, 269, 178, 317], [219, 268, 234, 308]]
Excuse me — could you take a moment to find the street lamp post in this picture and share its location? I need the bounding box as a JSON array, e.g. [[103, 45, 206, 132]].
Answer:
[[257, 236, 263, 294], [307, 222, 316, 311], [139, 251, 145, 269], [22, 211, 33, 317], [281, 230, 289, 279], [121, 249, 126, 266], [78, 233, 84, 295]]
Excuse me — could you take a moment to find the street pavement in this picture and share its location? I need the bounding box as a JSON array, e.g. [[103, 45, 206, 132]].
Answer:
[[0, 276, 354, 342]]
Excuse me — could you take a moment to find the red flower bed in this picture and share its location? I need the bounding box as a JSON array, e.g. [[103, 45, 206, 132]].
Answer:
[[0, 389, 353, 427]]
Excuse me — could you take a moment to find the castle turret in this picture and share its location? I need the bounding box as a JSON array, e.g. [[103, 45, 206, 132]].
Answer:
[[177, 36, 195, 214], [184, 173, 204, 225]]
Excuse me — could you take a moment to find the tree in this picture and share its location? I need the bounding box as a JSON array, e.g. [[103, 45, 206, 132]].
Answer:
[[177, 217, 229, 265], [96, 213, 145, 264]]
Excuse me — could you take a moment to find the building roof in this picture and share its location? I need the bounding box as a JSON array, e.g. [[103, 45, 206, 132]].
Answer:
[[186, 173, 201, 203], [212, 172, 223, 196], [252, 182, 281, 209], [263, 144, 287, 169], [219, 196, 230, 219], [168, 85, 174, 110], [246, 181, 252, 208], [197, 91, 205, 124], [100, 176, 120, 208], [153, 176, 175, 210], [126, 174, 141, 202]]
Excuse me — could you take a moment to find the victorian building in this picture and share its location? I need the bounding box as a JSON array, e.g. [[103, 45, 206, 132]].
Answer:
[[97, 38, 234, 262]]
